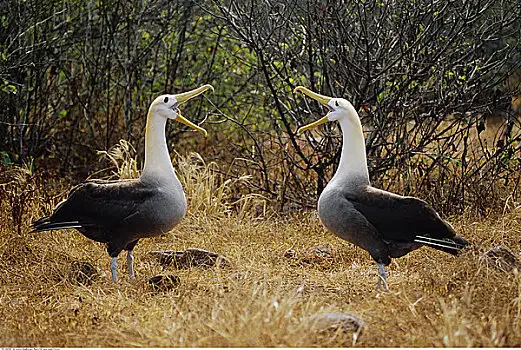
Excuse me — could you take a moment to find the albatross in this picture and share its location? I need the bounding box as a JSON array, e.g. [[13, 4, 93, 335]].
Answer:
[[32, 85, 213, 281], [294, 86, 469, 290]]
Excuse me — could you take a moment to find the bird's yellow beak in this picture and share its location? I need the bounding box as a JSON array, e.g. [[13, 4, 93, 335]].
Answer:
[[174, 84, 214, 137], [294, 86, 333, 135], [296, 116, 329, 136], [175, 113, 208, 137], [175, 84, 214, 104]]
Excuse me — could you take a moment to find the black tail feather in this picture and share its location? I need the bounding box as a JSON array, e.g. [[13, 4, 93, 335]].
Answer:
[[31, 219, 82, 233], [32, 216, 51, 227], [414, 235, 469, 255]]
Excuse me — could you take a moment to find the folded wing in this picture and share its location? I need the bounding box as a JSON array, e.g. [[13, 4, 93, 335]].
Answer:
[[32, 179, 156, 243], [347, 187, 468, 254]]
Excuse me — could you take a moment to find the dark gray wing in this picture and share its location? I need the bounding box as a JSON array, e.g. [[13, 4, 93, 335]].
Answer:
[[47, 179, 156, 242], [346, 187, 457, 243]]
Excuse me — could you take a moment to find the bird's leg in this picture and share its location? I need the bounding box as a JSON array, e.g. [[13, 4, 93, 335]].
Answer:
[[110, 257, 118, 282], [376, 263, 389, 291], [127, 250, 135, 278]]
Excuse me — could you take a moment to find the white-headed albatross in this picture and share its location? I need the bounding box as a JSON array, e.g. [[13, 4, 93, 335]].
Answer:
[[32, 85, 214, 281], [294, 86, 469, 290]]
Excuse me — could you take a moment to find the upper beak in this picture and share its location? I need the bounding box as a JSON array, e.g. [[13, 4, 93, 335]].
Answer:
[[294, 86, 332, 107], [175, 84, 214, 104], [294, 86, 333, 135], [174, 84, 214, 137]]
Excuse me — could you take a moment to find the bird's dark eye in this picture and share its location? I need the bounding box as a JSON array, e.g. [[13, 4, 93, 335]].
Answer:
[[335, 101, 339, 107], [164, 96, 169, 103]]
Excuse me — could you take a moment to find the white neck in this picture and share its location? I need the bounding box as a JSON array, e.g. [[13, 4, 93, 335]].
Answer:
[[141, 110, 177, 182], [330, 116, 370, 186]]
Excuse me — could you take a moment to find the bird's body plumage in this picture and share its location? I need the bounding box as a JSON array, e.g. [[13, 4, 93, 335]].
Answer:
[[318, 183, 465, 265], [32, 178, 186, 257]]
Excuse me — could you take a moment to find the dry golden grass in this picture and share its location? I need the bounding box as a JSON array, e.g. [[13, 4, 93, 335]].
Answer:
[[1, 152, 521, 347]]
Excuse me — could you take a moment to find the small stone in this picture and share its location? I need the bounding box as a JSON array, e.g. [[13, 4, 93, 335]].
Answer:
[[148, 275, 180, 291], [309, 312, 364, 334], [69, 261, 98, 286], [301, 245, 336, 264], [150, 248, 229, 268], [283, 248, 296, 258], [484, 246, 521, 273], [307, 245, 335, 258]]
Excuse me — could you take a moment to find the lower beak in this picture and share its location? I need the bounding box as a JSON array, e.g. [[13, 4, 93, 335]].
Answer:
[[173, 84, 214, 137], [176, 113, 208, 137], [294, 86, 333, 135], [296, 116, 329, 135]]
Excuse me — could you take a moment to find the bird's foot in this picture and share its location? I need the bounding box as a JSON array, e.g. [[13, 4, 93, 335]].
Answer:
[[110, 257, 118, 282]]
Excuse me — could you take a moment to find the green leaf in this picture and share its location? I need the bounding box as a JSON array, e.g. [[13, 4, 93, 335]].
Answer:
[[0, 151, 11, 166]]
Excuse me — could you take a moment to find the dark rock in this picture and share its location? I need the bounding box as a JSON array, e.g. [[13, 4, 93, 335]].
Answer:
[[301, 245, 336, 264], [484, 246, 521, 273], [309, 312, 364, 334], [150, 248, 229, 268], [307, 245, 335, 259], [69, 261, 98, 286], [283, 248, 296, 258], [148, 275, 181, 291], [283, 245, 335, 261]]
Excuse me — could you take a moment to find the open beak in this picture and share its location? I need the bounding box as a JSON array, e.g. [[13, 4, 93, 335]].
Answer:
[[293, 86, 333, 135], [174, 84, 214, 137]]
